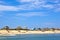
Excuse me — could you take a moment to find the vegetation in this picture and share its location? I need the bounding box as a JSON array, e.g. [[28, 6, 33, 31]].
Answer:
[[0, 26, 60, 32], [15, 26, 22, 32], [1, 26, 10, 33], [33, 28, 41, 31]]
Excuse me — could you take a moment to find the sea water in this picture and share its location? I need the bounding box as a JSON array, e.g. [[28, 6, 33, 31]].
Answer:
[[0, 34, 60, 40]]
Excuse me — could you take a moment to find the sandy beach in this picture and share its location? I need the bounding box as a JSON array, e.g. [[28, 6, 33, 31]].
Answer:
[[0, 30, 60, 36]]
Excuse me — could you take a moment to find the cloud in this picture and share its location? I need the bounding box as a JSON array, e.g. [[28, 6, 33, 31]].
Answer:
[[0, 0, 60, 11], [0, 5, 19, 11], [16, 12, 47, 17], [42, 4, 54, 9], [17, 0, 60, 10], [17, 0, 46, 9], [19, 0, 33, 2], [54, 4, 60, 12], [18, 0, 59, 11]]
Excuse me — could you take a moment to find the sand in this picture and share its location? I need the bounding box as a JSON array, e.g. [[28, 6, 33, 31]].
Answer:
[[0, 30, 60, 36]]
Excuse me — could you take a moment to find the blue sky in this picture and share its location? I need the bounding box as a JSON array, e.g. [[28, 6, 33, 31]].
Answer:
[[0, 0, 60, 28]]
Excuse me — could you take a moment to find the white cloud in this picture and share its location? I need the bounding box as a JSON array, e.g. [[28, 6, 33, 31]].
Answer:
[[42, 4, 54, 9], [0, 0, 60, 11], [19, 0, 34, 2], [54, 4, 60, 12], [0, 5, 19, 11], [17, 0, 46, 9], [16, 12, 47, 17], [17, 0, 60, 10]]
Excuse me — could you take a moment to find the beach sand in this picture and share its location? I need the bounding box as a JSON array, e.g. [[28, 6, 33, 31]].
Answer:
[[0, 30, 60, 36]]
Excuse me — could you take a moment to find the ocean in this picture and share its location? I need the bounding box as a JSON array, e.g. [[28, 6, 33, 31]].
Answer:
[[0, 34, 60, 40]]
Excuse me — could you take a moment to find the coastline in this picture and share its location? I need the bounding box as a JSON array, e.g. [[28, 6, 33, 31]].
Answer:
[[0, 30, 60, 36]]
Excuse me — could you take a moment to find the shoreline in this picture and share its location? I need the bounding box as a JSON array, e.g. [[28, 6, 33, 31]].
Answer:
[[0, 30, 60, 36]]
